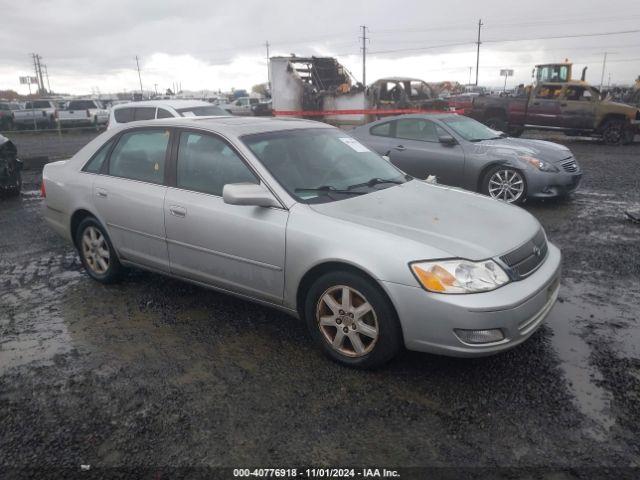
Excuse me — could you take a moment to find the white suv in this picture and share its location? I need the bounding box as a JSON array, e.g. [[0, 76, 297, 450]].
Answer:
[[107, 100, 227, 129]]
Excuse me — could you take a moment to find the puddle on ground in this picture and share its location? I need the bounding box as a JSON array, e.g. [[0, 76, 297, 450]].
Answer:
[[545, 278, 638, 441]]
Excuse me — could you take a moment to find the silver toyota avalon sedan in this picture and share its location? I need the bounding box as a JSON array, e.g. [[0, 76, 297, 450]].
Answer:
[[42, 116, 561, 368]]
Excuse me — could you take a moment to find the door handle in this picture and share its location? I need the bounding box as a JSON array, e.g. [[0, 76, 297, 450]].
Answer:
[[532, 102, 540, 106], [394, 145, 406, 151], [560, 103, 567, 107], [95, 188, 108, 198], [169, 205, 187, 218]]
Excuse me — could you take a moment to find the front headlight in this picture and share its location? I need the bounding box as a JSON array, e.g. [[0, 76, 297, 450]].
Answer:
[[519, 155, 560, 173], [410, 259, 510, 294]]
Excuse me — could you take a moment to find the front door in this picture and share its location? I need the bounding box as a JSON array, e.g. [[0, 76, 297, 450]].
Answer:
[[92, 127, 171, 272], [164, 129, 287, 303], [526, 84, 563, 127], [560, 85, 596, 130], [387, 118, 465, 185]]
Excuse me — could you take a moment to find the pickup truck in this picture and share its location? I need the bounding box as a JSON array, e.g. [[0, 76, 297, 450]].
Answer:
[[221, 97, 260, 115], [469, 81, 640, 145], [57, 99, 109, 128], [12, 100, 58, 129]]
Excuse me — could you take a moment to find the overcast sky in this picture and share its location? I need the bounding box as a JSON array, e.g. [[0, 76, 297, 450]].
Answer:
[[1, 0, 639, 95]]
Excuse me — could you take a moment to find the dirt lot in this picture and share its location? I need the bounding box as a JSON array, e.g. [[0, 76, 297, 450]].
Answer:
[[0, 131, 639, 478]]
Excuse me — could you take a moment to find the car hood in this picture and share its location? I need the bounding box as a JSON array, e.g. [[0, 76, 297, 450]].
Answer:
[[309, 180, 540, 260], [470, 137, 573, 162]]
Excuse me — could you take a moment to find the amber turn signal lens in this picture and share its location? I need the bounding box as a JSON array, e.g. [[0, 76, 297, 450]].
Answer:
[[412, 265, 456, 292]]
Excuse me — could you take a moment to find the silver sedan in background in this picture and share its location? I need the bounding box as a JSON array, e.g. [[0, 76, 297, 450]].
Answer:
[[42, 117, 561, 368], [351, 114, 582, 203]]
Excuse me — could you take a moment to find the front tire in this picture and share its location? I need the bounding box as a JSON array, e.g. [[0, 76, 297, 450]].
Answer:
[[485, 116, 507, 132], [482, 165, 527, 204], [75, 217, 123, 283], [601, 119, 633, 145], [304, 271, 402, 369]]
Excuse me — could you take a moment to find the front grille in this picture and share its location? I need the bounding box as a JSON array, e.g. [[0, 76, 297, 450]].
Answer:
[[500, 229, 548, 279], [561, 158, 578, 173]]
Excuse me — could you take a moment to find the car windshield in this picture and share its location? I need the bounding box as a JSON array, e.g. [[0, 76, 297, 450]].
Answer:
[[177, 106, 227, 117], [441, 115, 504, 141], [242, 128, 408, 204]]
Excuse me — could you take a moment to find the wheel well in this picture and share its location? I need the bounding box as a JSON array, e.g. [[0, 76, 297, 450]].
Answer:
[[70, 209, 95, 247], [485, 108, 506, 120], [296, 261, 394, 321], [598, 113, 627, 130]]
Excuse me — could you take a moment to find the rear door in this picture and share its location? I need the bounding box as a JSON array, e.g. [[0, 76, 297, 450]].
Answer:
[[92, 127, 171, 272], [163, 129, 287, 303], [387, 118, 465, 185]]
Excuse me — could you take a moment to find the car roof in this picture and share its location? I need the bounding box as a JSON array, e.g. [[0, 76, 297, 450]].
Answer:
[[368, 113, 460, 123], [118, 116, 333, 136], [112, 99, 212, 110]]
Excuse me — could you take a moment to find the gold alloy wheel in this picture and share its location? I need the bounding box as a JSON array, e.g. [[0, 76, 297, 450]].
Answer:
[[81, 226, 110, 274], [315, 285, 379, 357]]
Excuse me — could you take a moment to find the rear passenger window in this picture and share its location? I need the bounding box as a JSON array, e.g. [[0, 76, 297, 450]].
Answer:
[[108, 129, 169, 184], [370, 122, 392, 137], [157, 108, 173, 119], [83, 139, 114, 173], [176, 132, 257, 196], [134, 107, 156, 121], [114, 108, 134, 123]]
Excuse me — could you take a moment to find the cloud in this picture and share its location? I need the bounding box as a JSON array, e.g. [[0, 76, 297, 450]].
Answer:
[[1, 0, 638, 94]]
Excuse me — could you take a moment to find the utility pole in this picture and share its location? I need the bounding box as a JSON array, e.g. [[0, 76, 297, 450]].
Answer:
[[135, 55, 143, 97], [154, 83, 158, 96], [44, 64, 51, 94], [265, 40, 271, 86], [475, 19, 483, 86], [360, 25, 368, 87], [31, 53, 45, 94], [599, 52, 607, 91], [468, 66, 472, 86]]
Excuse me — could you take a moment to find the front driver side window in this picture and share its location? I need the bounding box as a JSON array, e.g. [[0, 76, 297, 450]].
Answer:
[[176, 132, 258, 196], [395, 119, 438, 142]]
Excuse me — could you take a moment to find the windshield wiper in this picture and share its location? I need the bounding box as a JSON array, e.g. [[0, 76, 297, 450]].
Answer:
[[294, 185, 366, 196], [346, 177, 404, 190]]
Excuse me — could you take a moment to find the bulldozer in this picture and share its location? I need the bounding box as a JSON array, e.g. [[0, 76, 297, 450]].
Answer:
[[533, 61, 588, 84]]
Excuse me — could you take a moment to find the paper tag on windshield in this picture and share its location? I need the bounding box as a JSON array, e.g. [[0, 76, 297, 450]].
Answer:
[[182, 111, 196, 117], [339, 137, 370, 153]]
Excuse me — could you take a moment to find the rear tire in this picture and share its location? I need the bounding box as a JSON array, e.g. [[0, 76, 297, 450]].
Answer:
[[75, 217, 123, 284], [304, 270, 402, 369]]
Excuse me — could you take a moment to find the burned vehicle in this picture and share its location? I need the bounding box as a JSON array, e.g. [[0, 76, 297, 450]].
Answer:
[[0, 135, 22, 197], [369, 77, 448, 112], [469, 62, 640, 145], [269, 56, 447, 125]]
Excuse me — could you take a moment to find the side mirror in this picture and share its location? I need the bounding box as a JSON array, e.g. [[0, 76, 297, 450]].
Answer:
[[223, 183, 280, 208], [438, 134, 457, 146]]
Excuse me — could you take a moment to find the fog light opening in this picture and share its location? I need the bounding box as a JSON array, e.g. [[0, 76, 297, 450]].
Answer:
[[454, 328, 505, 345]]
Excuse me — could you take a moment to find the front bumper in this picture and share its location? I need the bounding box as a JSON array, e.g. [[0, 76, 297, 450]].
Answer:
[[527, 171, 582, 199], [383, 243, 561, 357]]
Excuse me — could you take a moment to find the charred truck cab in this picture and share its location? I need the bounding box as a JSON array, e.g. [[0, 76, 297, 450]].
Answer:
[[0, 135, 22, 197]]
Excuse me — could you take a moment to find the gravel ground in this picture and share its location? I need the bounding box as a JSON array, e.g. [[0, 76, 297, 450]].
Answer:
[[0, 131, 639, 478]]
